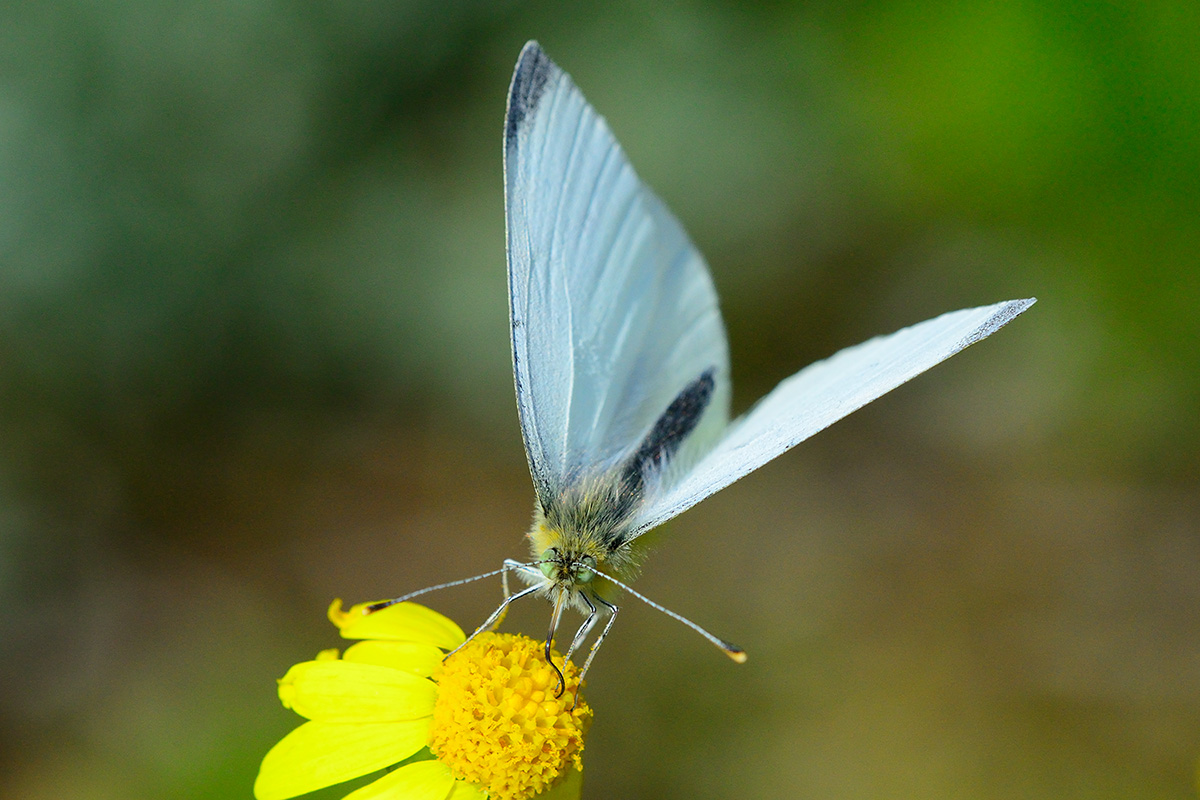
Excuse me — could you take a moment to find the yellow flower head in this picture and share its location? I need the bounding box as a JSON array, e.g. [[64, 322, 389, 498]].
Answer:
[[255, 600, 591, 800]]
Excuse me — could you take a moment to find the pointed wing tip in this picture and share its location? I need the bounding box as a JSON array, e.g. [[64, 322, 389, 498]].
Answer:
[[996, 296, 1037, 322], [518, 40, 544, 60], [959, 296, 1036, 349], [507, 41, 559, 142]]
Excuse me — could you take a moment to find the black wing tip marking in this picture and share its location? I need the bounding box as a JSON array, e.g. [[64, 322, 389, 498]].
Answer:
[[998, 296, 1037, 320], [506, 41, 556, 143], [959, 297, 1037, 349]]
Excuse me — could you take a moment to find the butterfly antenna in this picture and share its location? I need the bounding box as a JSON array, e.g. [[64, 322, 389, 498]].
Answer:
[[592, 568, 747, 663], [366, 567, 513, 613]]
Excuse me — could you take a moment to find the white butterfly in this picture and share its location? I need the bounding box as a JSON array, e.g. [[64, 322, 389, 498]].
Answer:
[[375, 41, 1033, 688]]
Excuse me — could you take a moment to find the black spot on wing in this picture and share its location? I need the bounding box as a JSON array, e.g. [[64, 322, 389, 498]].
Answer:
[[613, 368, 716, 526], [506, 41, 554, 142]]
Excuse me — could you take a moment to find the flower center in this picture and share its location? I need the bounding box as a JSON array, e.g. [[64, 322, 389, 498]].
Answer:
[[429, 632, 592, 800]]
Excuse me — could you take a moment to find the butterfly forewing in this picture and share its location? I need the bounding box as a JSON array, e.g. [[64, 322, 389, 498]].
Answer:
[[504, 42, 731, 512]]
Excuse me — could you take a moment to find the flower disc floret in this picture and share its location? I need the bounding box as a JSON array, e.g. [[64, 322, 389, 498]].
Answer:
[[430, 632, 591, 800]]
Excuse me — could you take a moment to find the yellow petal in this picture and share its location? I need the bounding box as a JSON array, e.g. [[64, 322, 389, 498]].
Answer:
[[329, 599, 466, 649], [254, 719, 430, 800], [279, 660, 436, 721], [446, 779, 488, 800], [343, 640, 443, 676], [342, 759, 456, 800]]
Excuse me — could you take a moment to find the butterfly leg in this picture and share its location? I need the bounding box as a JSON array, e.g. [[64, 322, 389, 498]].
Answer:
[[491, 558, 538, 630], [445, 582, 544, 661], [577, 592, 618, 685], [566, 591, 597, 662], [567, 591, 617, 709]]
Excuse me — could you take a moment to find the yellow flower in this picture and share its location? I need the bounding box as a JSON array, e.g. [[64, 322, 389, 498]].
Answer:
[[255, 600, 591, 800]]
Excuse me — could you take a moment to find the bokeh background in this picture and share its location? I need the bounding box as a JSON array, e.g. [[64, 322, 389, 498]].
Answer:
[[3, 1, 1198, 798]]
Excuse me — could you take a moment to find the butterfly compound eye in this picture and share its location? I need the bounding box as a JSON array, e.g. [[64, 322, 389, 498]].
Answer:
[[576, 555, 596, 584], [538, 549, 560, 579]]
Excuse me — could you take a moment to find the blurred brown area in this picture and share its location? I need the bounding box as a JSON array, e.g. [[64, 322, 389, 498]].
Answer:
[[1, 1, 1198, 798]]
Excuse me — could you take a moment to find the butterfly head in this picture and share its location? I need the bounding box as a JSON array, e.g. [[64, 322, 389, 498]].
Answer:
[[538, 547, 597, 588]]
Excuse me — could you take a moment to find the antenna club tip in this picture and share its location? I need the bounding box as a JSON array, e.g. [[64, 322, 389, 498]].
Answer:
[[725, 648, 748, 664]]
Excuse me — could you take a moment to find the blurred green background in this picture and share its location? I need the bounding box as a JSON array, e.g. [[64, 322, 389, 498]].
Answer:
[[2, 1, 1198, 798]]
